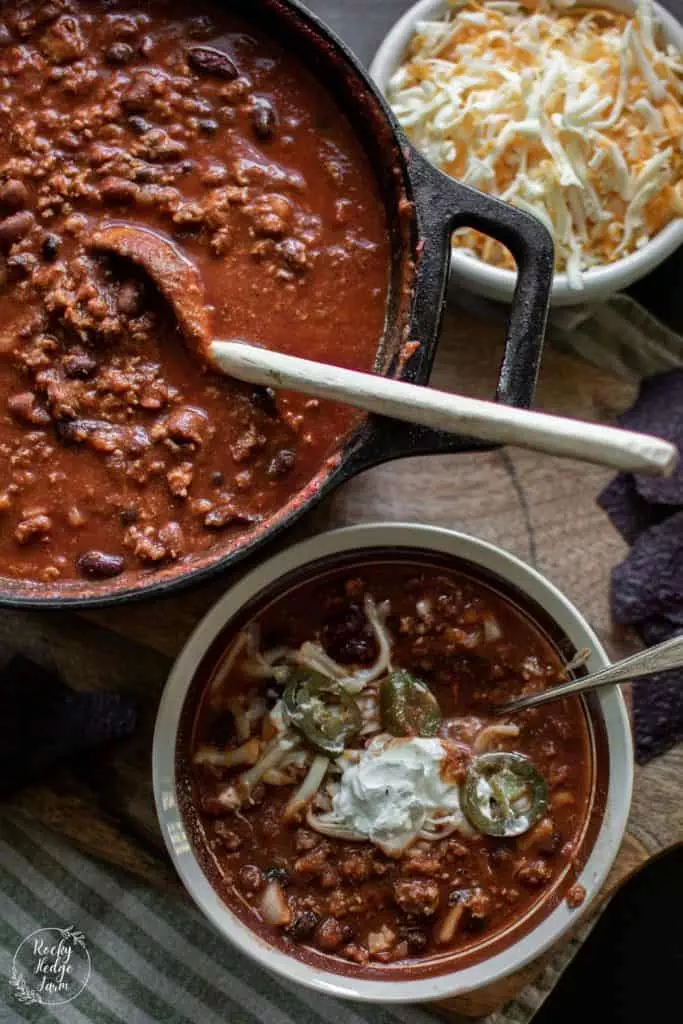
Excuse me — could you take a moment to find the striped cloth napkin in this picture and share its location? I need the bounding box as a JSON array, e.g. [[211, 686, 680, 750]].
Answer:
[[0, 807, 594, 1024], [0, 294, 679, 1024]]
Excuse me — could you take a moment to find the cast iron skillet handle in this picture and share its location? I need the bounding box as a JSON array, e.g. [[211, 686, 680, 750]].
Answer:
[[347, 148, 554, 471]]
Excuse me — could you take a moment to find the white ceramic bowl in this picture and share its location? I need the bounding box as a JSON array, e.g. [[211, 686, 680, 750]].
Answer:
[[370, 0, 683, 307], [153, 523, 633, 1003]]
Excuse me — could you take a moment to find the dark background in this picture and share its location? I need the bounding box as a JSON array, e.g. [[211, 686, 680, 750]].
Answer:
[[302, 1, 683, 1020]]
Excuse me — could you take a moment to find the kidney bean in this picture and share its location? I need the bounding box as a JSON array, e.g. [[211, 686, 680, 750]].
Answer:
[[0, 211, 35, 250], [187, 46, 238, 80], [76, 550, 125, 579], [0, 180, 29, 210]]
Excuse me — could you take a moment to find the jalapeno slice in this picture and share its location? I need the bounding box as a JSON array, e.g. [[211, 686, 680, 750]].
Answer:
[[380, 669, 441, 737], [283, 670, 361, 756], [461, 752, 547, 837]]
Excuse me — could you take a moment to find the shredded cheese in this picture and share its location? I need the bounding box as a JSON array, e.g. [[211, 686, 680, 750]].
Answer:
[[387, 0, 683, 288]]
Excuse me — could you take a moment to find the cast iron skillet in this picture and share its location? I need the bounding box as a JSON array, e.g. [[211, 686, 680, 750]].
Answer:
[[1, 0, 554, 608]]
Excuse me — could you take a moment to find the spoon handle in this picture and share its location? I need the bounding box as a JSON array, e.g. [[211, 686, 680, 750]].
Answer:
[[209, 340, 677, 476], [499, 634, 683, 714]]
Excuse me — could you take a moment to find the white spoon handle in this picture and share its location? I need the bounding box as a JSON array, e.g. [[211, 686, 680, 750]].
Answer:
[[209, 340, 677, 476]]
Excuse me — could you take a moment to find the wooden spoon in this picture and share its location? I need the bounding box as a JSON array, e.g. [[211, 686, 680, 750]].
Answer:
[[90, 224, 677, 476], [210, 340, 676, 476]]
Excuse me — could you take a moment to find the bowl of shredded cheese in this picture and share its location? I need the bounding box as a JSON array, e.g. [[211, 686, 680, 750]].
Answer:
[[371, 0, 683, 305]]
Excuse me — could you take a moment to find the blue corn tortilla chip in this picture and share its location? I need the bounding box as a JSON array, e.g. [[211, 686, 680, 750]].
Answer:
[[0, 655, 136, 797], [633, 668, 683, 764], [611, 510, 683, 625], [597, 472, 675, 544], [617, 371, 683, 506], [631, 617, 683, 762], [638, 615, 682, 646]]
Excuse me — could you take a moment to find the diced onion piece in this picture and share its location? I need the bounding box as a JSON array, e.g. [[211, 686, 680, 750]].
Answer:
[[283, 755, 330, 823], [260, 881, 291, 928], [193, 737, 261, 768], [435, 903, 466, 945], [367, 924, 396, 955], [482, 612, 503, 644]]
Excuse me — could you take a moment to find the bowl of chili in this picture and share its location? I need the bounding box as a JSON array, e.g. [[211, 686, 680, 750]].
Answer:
[[153, 523, 632, 1002], [0, 0, 551, 608]]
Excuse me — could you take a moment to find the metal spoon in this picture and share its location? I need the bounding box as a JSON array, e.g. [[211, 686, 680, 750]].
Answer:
[[498, 634, 683, 715]]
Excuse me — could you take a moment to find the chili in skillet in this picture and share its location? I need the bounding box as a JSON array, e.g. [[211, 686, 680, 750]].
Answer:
[[0, 0, 389, 584]]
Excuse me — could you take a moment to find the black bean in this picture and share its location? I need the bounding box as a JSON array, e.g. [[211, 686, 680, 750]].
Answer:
[[41, 233, 61, 261], [266, 449, 295, 479], [106, 42, 134, 64], [250, 385, 278, 418], [448, 888, 473, 906], [238, 864, 264, 894], [251, 97, 278, 141], [187, 46, 238, 80], [210, 471, 224, 487], [199, 119, 219, 135], [76, 550, 125, 580], [401, 929, 428, 952], [128, 115, 152, 136], [119, 507, 138, 526], [264, 865, 290, 887], [287, 909, 320, 941], [322, 601, 378, 666]]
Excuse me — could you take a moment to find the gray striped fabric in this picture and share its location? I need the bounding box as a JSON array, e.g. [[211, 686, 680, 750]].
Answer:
[[0, 808, 595, 1024], [0, 811, 453, 1024]]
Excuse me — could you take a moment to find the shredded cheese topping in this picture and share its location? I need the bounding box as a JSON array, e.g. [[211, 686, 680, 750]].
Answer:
[[387, 0, 683, 288]]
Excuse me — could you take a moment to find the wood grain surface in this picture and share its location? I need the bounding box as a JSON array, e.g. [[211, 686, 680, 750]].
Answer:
[[4, 0, 683, 1014]]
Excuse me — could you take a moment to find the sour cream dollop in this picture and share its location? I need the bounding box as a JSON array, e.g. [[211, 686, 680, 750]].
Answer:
[[329, 737, 469, 855]]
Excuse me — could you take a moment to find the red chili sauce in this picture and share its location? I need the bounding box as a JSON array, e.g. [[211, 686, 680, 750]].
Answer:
[[183, 561, 595, 974]]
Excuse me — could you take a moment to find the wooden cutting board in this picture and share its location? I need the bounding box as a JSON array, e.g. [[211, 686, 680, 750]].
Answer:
[[4, 304, 681, 1019]]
